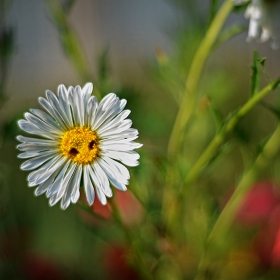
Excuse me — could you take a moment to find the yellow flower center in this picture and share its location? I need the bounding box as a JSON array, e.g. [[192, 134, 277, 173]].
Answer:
[[60, 127, 100, 165]]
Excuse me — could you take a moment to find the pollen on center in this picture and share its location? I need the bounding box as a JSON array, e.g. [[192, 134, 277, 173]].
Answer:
[[60, 127, 100, 165]]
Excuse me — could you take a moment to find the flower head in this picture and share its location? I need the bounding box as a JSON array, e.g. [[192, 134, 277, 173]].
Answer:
[[17, 83, 142, 210], [234, 0, 280, 48], [235, 181, 280, 225]]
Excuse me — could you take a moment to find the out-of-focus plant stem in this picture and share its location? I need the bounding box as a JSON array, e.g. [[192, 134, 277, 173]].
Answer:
[[184, 78, 280, 186], [195, 122, 280, 280], [0, 0, 14, 110], [210, 124, 280, 240], [167, 0, 233, 158], [45, 0, 100, 98], [110, 199, 155, 280]]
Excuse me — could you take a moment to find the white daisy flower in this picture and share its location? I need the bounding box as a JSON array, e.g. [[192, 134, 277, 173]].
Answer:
[[234, 0, 280, 49], [17, 83, 142, 210]]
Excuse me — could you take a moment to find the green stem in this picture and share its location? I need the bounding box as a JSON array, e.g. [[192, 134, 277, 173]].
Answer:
[[167, 0, 233, 158], [110, 200, 154, 280], [194, 123, 280, 280], [210, 123, 280, 240], [46, 0, 101, 98], [110, 199, 133, 243], [195, 124, 280, 280], [185, 78, 280, 185]]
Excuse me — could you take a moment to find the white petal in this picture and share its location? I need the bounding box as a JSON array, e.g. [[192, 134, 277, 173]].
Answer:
[[82, 83, 93, 111], [21, 152, 57, 171], [35, 156, 66, 185], [46, 90, 71, 128], [83, 165, 95, 205], [82, 82, 93, 96], [119, 99, 127, 110], [34, 172, 57, 196], [95, 186, 107, 205], [92, 98, 120, 130], [99, 93, 116, 107], [103, 150, 140, 165], [71, 188, 80, 204], [69, 87, 83, 126], [58, 84, 74, 127], [17, 142, 57, 151], [61, 164, 82, 209], [18, 150, 47, 159], [87, 165, 107, 204], [92, 99, 117, 129], [24, 113, 61, 135], [87, 96, 98, 127], [17, 135, 57, 145], [27, 155, 61, 184], [18, 120, 55, 139], [55, 163, 77, 203], [29, 109, 63, 132], [46, 160, 71, 198], [98, 158, 128, 191], [98, 120, 132, 138], [101, 136, 139, 145], [74, 86, 85, 126], [93, 162, 112, 197], [103, 156, 130, 180], [101, 142, 142, 152], [38, 97, 67, 130], [97, 109, 131, 134]]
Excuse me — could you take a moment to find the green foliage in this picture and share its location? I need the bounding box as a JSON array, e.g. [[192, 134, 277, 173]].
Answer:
[[46, 0, 93, 84], [250, 51, 262, 97], [232, 1, 250, 13], [2, 0, 280, 279], [0, 27, 15, 61]]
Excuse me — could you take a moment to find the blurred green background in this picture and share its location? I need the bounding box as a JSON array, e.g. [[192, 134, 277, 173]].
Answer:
[[1, 0, 280, 279]]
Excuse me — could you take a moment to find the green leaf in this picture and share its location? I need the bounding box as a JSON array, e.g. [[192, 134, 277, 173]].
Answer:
[[207, 96, 223, 132], [0, 27, 15, 60], [232, 124, 250, 144], [232, 1, 250, 13], [98, 48, 110, 84], [250, 50, 261, 97], [45, 0, 93, 85]]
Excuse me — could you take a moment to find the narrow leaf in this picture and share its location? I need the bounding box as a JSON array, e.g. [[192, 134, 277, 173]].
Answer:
[[250, 50, 261, 97]]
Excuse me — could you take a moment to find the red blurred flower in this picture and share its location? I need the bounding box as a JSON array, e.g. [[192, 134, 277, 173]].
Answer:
[[78, 190, 143, 226], [271, 225, 280, 266], [92, 197, 112, 219], [77, 194, 112, 226], [103, 245, 139, 280], [21, 252, 63, 280], [253, 205, 280, 268], [115, 190, 144, 225], [234, 181, 280, 225]]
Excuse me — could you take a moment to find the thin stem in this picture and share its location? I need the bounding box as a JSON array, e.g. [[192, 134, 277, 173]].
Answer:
[[110, 199, 133, 243], [210, 124, 280, 240], [167, 0, 233, 158], [45, 0, 101, 98], [193, 123, 280, 280], [184, 78, 280, 185], [110, 199, 154, 280]]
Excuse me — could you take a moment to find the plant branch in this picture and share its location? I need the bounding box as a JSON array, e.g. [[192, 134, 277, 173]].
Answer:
[[184, 78, 280, 185], [167, 0, 233, 158]]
